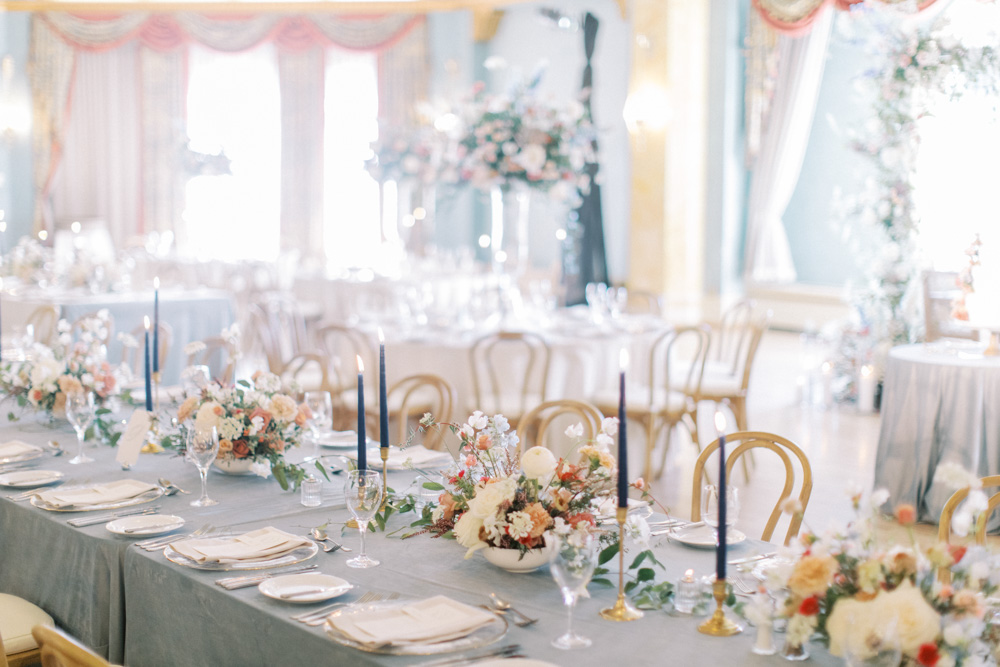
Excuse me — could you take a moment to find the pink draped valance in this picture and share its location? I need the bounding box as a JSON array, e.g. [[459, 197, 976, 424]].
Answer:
[[41, 11, 422, 54], [753, 0, 940, 35]]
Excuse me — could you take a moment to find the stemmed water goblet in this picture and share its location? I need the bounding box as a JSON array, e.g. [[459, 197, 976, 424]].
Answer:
[[187, 426, 220, 507], [702, 484, 740, 544], [548, 528, 598, 649], [303, 391, 333, 451], [344, 469, 383, 568], [66, 391, 96, 465]]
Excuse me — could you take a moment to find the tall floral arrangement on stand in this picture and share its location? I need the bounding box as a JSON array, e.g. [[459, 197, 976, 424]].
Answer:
[[839, 2, 1000, 359]]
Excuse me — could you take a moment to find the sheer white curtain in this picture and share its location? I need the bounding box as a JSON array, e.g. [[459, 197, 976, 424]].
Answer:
[[51, 44, 141, 243], [744, 6, 833, 284]]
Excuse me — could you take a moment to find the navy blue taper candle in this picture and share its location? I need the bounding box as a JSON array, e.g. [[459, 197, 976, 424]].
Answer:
[[356, 355, 367, 472], [617, 349, 629, 508], [143, 317, 153, 412], [152, 277, 159, 373], [378, 328, 388, 453], [715, 412, 727, 581]]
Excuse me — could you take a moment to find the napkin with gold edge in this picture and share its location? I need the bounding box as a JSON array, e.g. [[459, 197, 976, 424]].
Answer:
[[170, 527, 313, 564], [0, 440, 41, 459], [327, 595, 496, 647], [36, 479, 158, 508]]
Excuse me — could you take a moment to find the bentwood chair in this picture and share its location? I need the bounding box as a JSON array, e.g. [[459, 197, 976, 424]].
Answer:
[[691, 431, 812, 545], [515, 399, 604, 455], [185, 336, 234, 384], [278, 352, 334, 397], [30, 625, 111, 667], [315, 324, 376, 430], [468, 331, 550, 424], [378, 374, 456, 451], [0, 594, 53, 667], [25, 305, 60, 346], [939, 475, 1000, 550], [596, 325, 710, 482]]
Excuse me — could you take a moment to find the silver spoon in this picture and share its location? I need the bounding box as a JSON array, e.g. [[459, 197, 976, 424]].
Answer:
[[158, 478, 190, 494], [47, 440, 64, 457], [488, 592, 537, 626], [311, 527, 351, 553]]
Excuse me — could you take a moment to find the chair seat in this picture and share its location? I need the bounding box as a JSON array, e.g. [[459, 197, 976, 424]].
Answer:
[[592, 388, 688, 418], [696, 372, 742, 398], [0, 594, 53, 654]]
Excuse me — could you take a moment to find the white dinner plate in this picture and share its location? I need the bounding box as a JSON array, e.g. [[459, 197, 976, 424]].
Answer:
[[668, 524, 746, 549], [318, 432, 361, 449], [259, 573, 352, 604], [0, 469, 64, 488], [106, 514, 185, 537]]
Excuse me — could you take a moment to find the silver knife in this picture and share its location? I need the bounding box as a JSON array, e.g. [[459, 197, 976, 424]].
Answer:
[[415, 645, 521, 667], [124, 521, 183, 534], [68, 505, 160, 527], [216, 564, 319, 589]]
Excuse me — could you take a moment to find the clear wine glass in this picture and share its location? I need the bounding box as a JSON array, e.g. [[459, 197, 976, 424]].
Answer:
[[702, 484, 740, 544], [66, 391, 96, 465], [344, 469, 383, 568], [303, 391, 333, 451], [548, 528, 598, 650], [187, 427, 220, 507]]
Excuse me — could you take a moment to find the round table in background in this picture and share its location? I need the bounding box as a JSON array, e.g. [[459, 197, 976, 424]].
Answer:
[[873, 342, 1000, 526]]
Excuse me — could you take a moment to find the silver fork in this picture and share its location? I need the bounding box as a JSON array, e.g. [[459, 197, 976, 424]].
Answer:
[[136, 524, 213, 550]]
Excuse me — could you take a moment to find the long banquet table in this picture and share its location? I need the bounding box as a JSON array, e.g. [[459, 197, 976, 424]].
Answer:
[[0, 415, 839, 666]]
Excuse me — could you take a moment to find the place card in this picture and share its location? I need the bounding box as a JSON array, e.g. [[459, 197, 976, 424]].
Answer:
[[116, 410, 152, 469]]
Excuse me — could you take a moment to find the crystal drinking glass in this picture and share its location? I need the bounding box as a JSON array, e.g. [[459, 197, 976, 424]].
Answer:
[[344, 469, 383, 568], [303, 391, 333, 450], [702, 484, 740, 544], [187, 427, 220, 507], [548, 529, 598, 649], [66, 391, 96, 465]]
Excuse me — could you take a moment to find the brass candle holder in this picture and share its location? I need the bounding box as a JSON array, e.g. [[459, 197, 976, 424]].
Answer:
[[697, 579, 742, 636], [379, 448, 389, 511], [600, 507, 644, 622]]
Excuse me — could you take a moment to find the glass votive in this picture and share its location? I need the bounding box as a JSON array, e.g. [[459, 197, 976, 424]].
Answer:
[[300, 475, 322, 507], [674, 569, 699, 614]]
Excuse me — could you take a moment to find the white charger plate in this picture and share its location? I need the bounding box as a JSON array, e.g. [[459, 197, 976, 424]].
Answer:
[[668, 524, 746, 549], [259, 573, 352, 603], [0, 469, 64, 488], [107, 514, 185, 536]]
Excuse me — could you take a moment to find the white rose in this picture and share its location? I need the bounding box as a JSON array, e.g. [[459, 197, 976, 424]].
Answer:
[[194, 401, 222, 434], [454, 512, 486, 558], [468, 478, 518, 519], [521, 447, 557, 481], [514, 144, 547, 174], [942, 622, 965, 647], [875, 583, 941, 656]]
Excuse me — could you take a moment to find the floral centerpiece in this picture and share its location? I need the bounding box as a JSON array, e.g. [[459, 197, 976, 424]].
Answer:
[[3, 236, 51, 284], [170, 371, 311, 490], [455, 80, 594, 204], [365, 124, 456, 186], [769, 464, 1000, 665], [418, 411, 616, 565], [0, 311, 118, 420]]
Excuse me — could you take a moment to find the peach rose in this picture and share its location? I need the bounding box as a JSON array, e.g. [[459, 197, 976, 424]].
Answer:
[[232, 440, 250, 458], [248, 407, 273, 434], [438, 493, 458, 521], [524, 502, 553, 539], [57, 375, 84, 395], [787, 555, 838, 598], [566, 512, 596, 530], [894, 503, 917, 526], [218, 439, 233, 454], [270, 394, 297, 422], [177, 396, 199, 423], [550, 488, 572, 512], [294, 406, 310, 428], [52, 392, 67, 415]]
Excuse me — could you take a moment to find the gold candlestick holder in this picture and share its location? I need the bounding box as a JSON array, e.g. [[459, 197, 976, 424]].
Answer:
[[379, 449, 390, 510], [600, 507, 644, 622], [697, 579, 742, 636], [152, 371, 162, 412]]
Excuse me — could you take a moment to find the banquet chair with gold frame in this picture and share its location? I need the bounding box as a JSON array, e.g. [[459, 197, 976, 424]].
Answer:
[[374, 374, 456, 451], [691, 431, 812, 545], [278, 352, 334, 396], [596, 325, 710, 482], [185, 336, 234, 384], [938, 474, 1000, 553], [314, 323, 376, 430], [30, 625, 111, 667], [0, 593, 53, 667], [25, 305, 60, 346], [468, 331, 550, 424], [122, 322, 173, 378], [515, 399, 604, 455]]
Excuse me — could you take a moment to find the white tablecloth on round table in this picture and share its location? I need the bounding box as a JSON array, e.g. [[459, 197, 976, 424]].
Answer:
[[873, 342, 1000, 525]]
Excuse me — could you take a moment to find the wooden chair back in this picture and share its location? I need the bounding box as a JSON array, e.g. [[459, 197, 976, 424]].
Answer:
[[278, 352, 332, 396], [315, 324, 374, 394], [185, 336, 234, 384], [25, 305, 60, 346], [469, 331, 550, 419], [30, 625, 111, 667], [121, 322, 172, 377], [387, 374, 456, 450], [692, 431, 812, 545], [645, 325, 711, 408], [515, 399, 603, 454], [709, 299, 756, 375]]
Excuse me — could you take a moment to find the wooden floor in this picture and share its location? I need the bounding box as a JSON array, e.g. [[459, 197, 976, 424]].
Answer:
[[646, 329, 885, 545]]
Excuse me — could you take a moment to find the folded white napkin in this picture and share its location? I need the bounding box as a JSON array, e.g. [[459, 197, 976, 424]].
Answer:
[[0, 440, 41, 459], [339, 445, 452, 470], [170, 527, 313, 564], [37, 479, 159, 508], [328, 595, 496, 647]]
